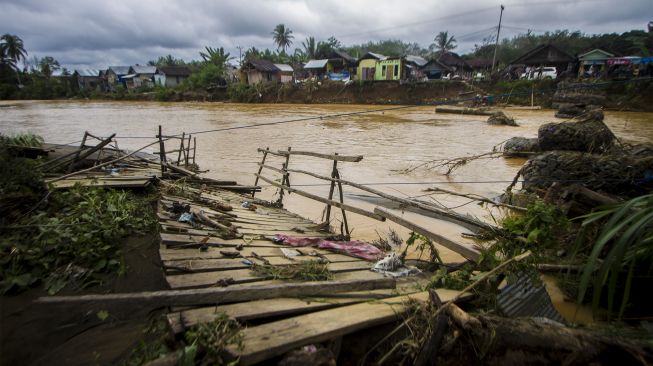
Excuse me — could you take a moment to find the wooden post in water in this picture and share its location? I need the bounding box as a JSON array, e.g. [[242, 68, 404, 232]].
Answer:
[[334, 166, 350, 237], [157, 125, 167, 175], [177, 132, 186, 165], [252, 147, 269, 198], [277, 147, 291, 206], [185, 134, 192, 167], [324, 156, 338, 224], [192, 137, 197, 165]]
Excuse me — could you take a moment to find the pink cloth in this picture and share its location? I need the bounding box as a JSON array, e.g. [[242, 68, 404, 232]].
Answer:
[[273, 235, 385, 261]]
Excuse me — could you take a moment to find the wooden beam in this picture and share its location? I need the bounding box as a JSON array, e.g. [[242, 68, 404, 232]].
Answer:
[[257, 162, 288, 175], [286, 168, 496, 233], [277, 150, 363, 162], [257, 148, 286, 157], [226, 289, 466, 365], [374, 207, 481, 261], [255, 174, 385, 222], [34, 277, 396, 308], [67, 133, 116, 172]]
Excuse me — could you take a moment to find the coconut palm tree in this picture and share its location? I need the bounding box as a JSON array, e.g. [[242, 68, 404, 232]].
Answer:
[[430, 31, 457, 56], [0, 34, 27, 69], [271, 24, 294, 53], [302, 36, 316, 60]]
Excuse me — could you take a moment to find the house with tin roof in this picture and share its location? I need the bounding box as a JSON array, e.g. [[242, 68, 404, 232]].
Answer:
[[73, 69, 101, 90], [241, 59, 280, 85], [155, 66, 192, 87]]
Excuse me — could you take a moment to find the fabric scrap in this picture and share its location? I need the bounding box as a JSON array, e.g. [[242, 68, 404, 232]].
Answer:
[[273, 234, 385, 261]]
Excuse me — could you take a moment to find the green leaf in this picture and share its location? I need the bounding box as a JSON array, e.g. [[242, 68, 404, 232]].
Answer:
[[97, 310, 109, 321]]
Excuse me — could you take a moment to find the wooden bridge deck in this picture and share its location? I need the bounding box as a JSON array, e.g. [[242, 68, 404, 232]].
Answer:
[[158, 186, 468, 364]]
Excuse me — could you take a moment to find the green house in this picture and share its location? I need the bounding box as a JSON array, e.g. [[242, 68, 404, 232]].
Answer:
[[578, 49, 614, 78], [374, 58, 404, 81]]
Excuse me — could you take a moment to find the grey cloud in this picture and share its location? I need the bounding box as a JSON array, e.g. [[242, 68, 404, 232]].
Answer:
[[0, 0, 650, 70]]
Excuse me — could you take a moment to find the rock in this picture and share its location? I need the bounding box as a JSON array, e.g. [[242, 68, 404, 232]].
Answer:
[[554, 103, 586, 118], [487, 111, 518, 126], [504, 137, 540, 157], [520, 150, 653, 197], [538, 110, 615, 153]]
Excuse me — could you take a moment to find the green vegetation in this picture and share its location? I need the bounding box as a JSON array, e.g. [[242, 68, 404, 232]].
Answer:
[[226, 83, 260, 103], [0, 185, 156, 294], [575, 193, 653, 319], [184, 314, 243, 365], [251, 261, 334, 281]]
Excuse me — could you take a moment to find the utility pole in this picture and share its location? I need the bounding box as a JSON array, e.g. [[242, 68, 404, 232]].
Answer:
[[491, 4, 505, 73], [237, 45, 243, 67]]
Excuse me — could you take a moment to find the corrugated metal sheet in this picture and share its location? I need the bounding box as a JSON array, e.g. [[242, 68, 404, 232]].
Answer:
[[246, 59, 278, 73], [405, 55, 427, 67], [131, 65, 157, 74], [273, 63, 294, 72], [108, 66, 131, 75], [304, 59, 329, 69], [74, 69, 100, 77], [497, 274, 565, 323]]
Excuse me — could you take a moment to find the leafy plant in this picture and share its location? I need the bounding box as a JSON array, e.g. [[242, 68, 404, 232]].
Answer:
[[406, 232, 442, 264], [184, 314, 243, 365], [500, 199, 569, 252], [0, 132, 44, 147], [575, 193, 653, 319], [0, 186, 156, 294]]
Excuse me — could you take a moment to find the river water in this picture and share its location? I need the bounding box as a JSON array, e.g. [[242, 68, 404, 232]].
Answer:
[[1, 100, 652, 263]]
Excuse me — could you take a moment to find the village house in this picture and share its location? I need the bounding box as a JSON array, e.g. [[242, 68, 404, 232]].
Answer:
[[356, 52, 386, 81], [241, 59, 279, 85], [510, 44, 575, 78], [437, 52, 473, 79], [375, 57, 405, 81], [72, 69, 101, 90], [273, 63, 294, 83], [404, 55, 428, 80], [419, 59, 451, 80], [577, 49, 615, 78], [154, 66, 192, 87], [105, 66, 131, 90], [303, 59, 330, 79], [125, 65, 157, 89]]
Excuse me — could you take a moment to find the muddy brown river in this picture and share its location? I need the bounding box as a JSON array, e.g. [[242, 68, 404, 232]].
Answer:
[[1, 100, 652, 261]]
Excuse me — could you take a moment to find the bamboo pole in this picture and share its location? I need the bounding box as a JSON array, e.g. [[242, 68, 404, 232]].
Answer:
[[157, 125, 167, 174], [325, 156, 338, 223], [277, 150, 363, 162], [252, 147, 269, 198], [176, 132, 186, 165], [67, 133, 116, 172]]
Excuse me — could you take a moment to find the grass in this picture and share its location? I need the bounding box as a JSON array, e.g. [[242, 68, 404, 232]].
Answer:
[[251, 260, 334, 281]]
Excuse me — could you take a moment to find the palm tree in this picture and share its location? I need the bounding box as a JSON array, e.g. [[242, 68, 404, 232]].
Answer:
[[302, 36, 316, 60], [431, 31, 457, 56], [200, 46, 232, 67], [0, 34, 27, 69], [271, 24, 294, 53]]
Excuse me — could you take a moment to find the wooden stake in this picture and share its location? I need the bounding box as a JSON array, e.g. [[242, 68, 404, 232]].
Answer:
[[252, 147, 269, 198], [177, 132, 185, 165], [157, 125, 167, 174]]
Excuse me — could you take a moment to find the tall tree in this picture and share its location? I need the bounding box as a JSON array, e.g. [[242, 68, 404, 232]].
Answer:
[[200, 46, 232, 68], [0, 34, 27, 70], [39, 56, 60, 77], [431, 31, 457, 56], [302, 36, 316, 60], [271, 24, 294, 53]]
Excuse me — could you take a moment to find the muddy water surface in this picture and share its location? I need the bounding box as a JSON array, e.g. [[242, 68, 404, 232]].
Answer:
[[1, 100, 652, 263]]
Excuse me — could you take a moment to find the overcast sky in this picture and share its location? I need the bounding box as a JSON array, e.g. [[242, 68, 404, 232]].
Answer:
[[1, 0, 650, 70]]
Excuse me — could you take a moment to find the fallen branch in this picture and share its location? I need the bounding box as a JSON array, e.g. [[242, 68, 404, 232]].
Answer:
[[398, 151, 503, 175]]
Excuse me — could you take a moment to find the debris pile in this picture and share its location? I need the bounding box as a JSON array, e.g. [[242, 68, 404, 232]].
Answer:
[[487, 111, 518, 126], [503, 137, 540, 157], [552, 81, 606, 118], [538, 110, 615, 153]]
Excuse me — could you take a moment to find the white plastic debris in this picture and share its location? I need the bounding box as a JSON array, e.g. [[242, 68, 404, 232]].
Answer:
[[372, 253, 421, 278]]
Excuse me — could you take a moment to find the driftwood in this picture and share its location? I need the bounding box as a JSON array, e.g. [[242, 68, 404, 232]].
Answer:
[[430, 304, 653, 366], [34, 277, 396, 308], [424, 186, 527, 212]]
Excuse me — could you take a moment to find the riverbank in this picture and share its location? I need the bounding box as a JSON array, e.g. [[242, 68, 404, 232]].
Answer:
[[4, 78, 653, 112]]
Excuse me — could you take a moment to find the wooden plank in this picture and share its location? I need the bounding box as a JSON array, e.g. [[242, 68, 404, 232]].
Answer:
[[160, 246, 285, 261], [257, 163, 288, 175], [160, 233, 279, 248], [277, 150, 363, 162], [36, 277, 396, 308], [166, 263, 378, 289], [255, 174, 385, 222], [49, 179, 151, 189], [226, 289, 465, 365], [168, 289, 400, 333], [164, 256, 369, 274], [374, 207, 481, 261], [257, 148, 286, 157]]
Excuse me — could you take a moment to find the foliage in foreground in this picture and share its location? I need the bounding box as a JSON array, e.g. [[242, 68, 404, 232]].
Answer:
[[251, 260, 333, 281], [0, 186, 156, 294], [185, 314, 243, 365], [575, 193, 653, 319]]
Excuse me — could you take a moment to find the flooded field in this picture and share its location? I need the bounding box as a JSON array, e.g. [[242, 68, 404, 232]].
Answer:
[[1, 100, 652, 262]]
